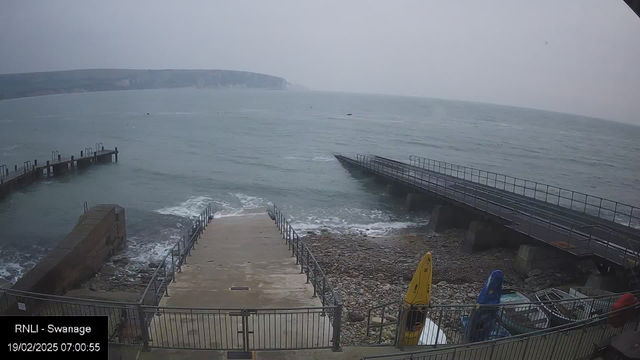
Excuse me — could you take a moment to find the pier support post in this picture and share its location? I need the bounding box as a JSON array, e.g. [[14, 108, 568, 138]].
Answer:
[[427, 204, 473, 233], [513, 245, 575, 274], [584, 271, 627, 292], [70, 156, 74, 169], [385, 183, 408, 197], [46, 161, 50, 177], [115, 147, 118, 162], [463, 220, 505, 253], [427, 205, 455, 233], [405, 193, 429, 211]]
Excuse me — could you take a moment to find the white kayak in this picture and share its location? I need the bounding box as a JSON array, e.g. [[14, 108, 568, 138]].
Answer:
[[418, 318, 447, 345]]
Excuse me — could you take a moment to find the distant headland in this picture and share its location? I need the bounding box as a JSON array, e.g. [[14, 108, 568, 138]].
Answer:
[[0, 69, 307, 101]]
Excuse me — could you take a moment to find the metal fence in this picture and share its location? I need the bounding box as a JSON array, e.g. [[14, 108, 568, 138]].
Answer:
[[272, 204, 341, 310], [353, 155, 640, 271], [140, 203, 213, 305], [362, 303, 640, 360], [143, 305, 338, 351], [408, 155, 640, 231], [365, 290, 640, 348]]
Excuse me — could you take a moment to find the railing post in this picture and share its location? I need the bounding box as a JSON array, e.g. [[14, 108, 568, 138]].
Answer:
[[163, 262, 169, 297], [306, 251, 310, 283], [395, 306, 408, 351], [322, 277, 326, 305], [177, 242, 182, 272], [311, 268, 317, 297], [291, 229, 296, 257], [597, 198, 603, 218], [137, 304, 150, 350], [299, 241, 304, 273], [332, 304, 343, 352], [171, 251, 175, 282]]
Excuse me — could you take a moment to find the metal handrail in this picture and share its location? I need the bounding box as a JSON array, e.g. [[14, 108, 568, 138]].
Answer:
[[375, 155, 640, 260], [363, 302, 640, 359], [365, 289, 640, 345], [408, 155, 640, 230], [139, 203, 213, 305], [354, 155, 640, 268], [272, 204, 341, 307]]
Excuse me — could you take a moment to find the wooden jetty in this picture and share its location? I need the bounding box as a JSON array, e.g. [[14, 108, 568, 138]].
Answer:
[[0, 144, 118, 200]]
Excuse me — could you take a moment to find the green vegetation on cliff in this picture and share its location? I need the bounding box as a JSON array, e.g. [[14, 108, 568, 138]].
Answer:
[[0, 69, 289, 100]]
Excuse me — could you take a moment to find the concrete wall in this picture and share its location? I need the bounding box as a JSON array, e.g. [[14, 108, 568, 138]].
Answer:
[[513, 244, 575, 274], [11, 204, 126, 295]]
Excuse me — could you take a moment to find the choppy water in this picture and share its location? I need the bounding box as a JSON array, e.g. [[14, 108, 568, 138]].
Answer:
[[1, 89, 639, 283]]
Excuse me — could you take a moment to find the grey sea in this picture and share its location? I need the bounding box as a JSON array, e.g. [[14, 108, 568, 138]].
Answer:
[[1, 89, 639, 283]]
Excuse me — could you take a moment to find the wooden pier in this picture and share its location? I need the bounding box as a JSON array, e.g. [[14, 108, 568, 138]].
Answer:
[[0, 145, 118, 200]]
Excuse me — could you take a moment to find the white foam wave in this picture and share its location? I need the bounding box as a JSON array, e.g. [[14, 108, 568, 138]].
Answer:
[[0, 120, 13, 124], [291, 210, 428, 237], [233, 193, 269, 209], [0, 262, 26, 281], [1, 145, 18, 151], [123, 236, 179, 265], [155, 196, 212, 218], [0, 251, 43, 283], [212, 200, 245, 218], [294, 220, 426, 237], [212, 194, 270, 218]]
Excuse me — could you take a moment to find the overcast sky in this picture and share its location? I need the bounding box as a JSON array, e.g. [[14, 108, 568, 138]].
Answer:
[[1, 1, 639, 124]]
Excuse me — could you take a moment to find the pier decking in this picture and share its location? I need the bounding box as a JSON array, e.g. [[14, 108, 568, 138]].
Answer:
[[336, 154, 640, 274], [0, 145, 118, 200]]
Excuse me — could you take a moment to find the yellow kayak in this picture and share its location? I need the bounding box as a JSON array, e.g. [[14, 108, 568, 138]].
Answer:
[[403, 252, 432, 345]]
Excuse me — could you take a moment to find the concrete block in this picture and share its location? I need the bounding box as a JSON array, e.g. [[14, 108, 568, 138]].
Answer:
[[385, 183, 408, 197], [11, 204, 127, 297], [405, 193, 429, 211], [463, 220, 505, 253], [513, 244, 574, 274], [585, 272, 627, 292], [427, 205, 455, 233]]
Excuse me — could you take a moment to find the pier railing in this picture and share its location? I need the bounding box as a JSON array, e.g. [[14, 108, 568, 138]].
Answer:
[[140, 203, 213, 305], [362, 302, 640, 360], [408, 155, 640, 231], [141, 305, 338, 351], [272, 204, 343, 350], [272, 204, 341, 308], [354, 155, 640, 270]]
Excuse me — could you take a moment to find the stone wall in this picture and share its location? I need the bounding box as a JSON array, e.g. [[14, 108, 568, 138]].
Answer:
[[11, 204, 126, 295]]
